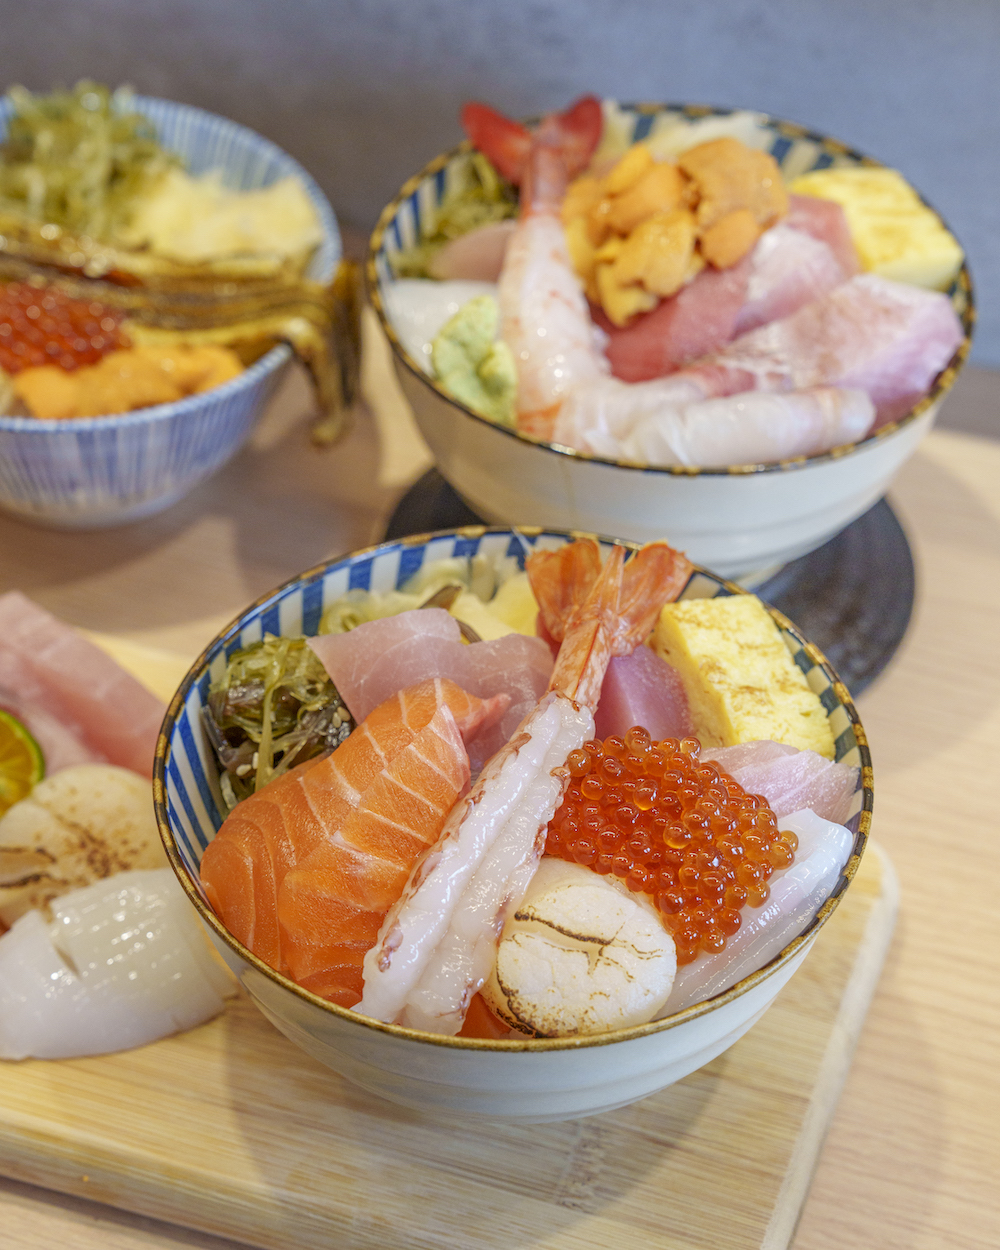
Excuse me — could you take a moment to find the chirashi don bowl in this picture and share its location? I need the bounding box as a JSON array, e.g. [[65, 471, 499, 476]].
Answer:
[[0, 94, 340, 528], [154, 527, 873, 1124], [367, 103, 973, 580]]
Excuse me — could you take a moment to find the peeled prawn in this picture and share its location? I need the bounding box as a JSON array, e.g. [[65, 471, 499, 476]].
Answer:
[[493, 107, 608, 439], [356, 539, 693, 1033]]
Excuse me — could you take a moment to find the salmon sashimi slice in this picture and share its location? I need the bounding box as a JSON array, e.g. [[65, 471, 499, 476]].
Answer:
[[199, 678, 505, 977], [201, 820, 281, 971], [279, 703, 471, 1003]]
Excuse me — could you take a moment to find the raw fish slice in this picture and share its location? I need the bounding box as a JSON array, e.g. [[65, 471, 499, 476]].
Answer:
[[310, 609, 550, 762], [597, 258, 752, 382], [733, 224, 849, 335], [200, 679, 501, 976], [600, 218, 853, 383], [786, 194, 861, 278], [701, 740, 797, 771], [661, 809, 853, 1013], [279, 704, 470, 1006], [703, 740, 860, 823], [552, 372, 728, 456], [620, 386, 875, 468], [0, 869, 232, 1060], [593, 644, 692, 742], [428, 220, 517, 282], [0, 591, 165, 778], [701, 274, 965, 422], [556, 275, 962, 457], [0, 660, 103, 772]]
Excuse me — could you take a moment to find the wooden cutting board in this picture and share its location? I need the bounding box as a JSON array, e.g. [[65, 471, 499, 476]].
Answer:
[[0, 640, 897, 1250]]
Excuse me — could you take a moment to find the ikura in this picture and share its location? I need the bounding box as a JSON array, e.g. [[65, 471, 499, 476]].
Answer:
[[0, 282, 128, 374], [543, 726, 799, 964]]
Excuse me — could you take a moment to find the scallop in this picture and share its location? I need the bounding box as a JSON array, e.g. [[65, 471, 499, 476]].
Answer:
[[482, 859, 677, 1037], [0, 764, 166, 927]]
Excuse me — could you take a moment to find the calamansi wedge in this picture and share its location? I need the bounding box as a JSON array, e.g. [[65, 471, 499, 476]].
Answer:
[[0, 709, 45, 816]]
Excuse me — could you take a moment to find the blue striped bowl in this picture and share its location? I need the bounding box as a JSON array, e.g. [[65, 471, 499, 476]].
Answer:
[[368, 102, 973, 579], [153, 527, 874, 1122], [0, 94, 340, 528]]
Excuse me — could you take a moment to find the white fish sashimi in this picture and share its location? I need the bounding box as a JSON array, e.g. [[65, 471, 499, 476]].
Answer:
[[0, 868, 234, 1060], [703, 741, 860, 824], [660, 808, 854, 1015], [357, 692, 594, 1030], [620, 387, 875, 468], [383, 278, 498, 375]]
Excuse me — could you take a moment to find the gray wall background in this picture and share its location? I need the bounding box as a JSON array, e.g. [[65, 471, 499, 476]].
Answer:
[[2, 0, 997, 362]]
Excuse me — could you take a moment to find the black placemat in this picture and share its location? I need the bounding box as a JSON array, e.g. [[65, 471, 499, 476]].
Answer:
[[384, 469, 914, 697]]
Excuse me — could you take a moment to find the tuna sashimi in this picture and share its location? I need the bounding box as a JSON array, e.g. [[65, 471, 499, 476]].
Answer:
[[593, 644, 692, 741], [600, 219, 852, 383], [310, 609, 553, 770], [278, 704, 471, 1005], [0, 591, 165, 778], [702, 739, 859, 824], [200, 678, 506, 977], [598, 257, 752, 382]]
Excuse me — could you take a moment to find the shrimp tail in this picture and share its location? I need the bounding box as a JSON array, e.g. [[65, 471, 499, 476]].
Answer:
[[461, 95, 603, 187], [525, 536, 604, 642], [529, 539, 694, 707]]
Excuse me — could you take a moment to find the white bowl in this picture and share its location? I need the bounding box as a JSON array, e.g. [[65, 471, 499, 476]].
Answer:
[[154, 528, 873, 1123], [0, 94, 340, 528], [367, 104, 973, 579]]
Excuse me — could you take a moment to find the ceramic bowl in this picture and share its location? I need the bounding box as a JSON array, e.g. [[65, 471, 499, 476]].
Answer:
[[0, 94, 340, 528], [154, 527, 873, 1123], [367, 103, 973, 579]]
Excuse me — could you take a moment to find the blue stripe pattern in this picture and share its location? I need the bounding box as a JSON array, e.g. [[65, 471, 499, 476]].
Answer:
[[0, 93, 340, 527], [159, 531, 869, 917]]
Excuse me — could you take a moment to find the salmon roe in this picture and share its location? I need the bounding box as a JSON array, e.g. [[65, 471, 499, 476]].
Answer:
[[0, 282, 128, 374], [544, 726, 799, 965]]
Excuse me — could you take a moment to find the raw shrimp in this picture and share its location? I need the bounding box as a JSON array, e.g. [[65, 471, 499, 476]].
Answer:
[[492, 107, 609, 439], [356, 539, 693, 1033]]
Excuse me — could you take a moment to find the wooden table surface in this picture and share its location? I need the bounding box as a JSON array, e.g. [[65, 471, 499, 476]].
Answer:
[[1, 341, 998, 1250]]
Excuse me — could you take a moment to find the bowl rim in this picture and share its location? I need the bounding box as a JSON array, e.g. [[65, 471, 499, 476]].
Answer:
[[153, 524, 874, 1052], [366, 99, 975, 479], [0, 90, 340, 433]]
